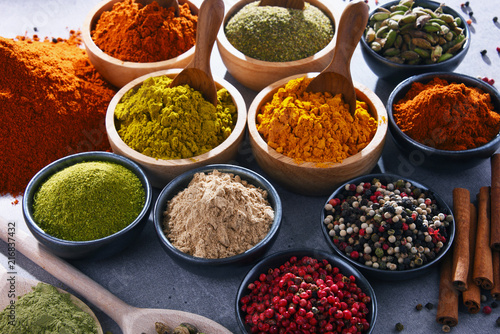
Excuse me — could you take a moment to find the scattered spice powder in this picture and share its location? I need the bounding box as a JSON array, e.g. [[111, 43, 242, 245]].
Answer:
[[393, 77, 500, 151], [91, 0, 197, 63], [163, 170, 274, 259], [0, 32, 116, 197], [257, 76, 378, 164]]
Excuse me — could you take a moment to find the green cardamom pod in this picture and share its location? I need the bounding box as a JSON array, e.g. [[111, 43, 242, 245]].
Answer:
[[414, 47, 430, 58], [437, 53, 454, 62], [401, 50, 420, 60], [372, 12, 390, 21], [411, 37, 432, 49]]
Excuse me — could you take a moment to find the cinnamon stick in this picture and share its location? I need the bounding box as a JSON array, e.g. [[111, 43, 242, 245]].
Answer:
[[436, 251, 459, 327], [452, 187, 470, 291], [492, 251, 500, 300], [463, 203, 481, 313], [473, 187, 494, 289], [490, 154, 500, 250]]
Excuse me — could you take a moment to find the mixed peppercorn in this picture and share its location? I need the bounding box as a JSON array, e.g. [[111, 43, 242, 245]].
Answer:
[[239, 255, 372, 333], [323, 178, 453, 271]]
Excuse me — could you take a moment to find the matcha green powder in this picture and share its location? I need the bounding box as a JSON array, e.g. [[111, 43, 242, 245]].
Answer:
[[33, 161, 145, 241], [225, 1, 334, 62], [0, 283, 99, 334]]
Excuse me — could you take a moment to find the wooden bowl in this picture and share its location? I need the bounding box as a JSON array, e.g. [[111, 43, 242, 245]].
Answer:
[[82, 0, 198, 88], [105, 69, 247, 189], [248, 73, 388, 196], [217, 0, 339, 91]]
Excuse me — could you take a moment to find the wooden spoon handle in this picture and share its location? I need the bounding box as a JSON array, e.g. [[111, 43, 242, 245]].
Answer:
[[259, 0, 305, 10], [0, 218, 133, 328], [325, 1, 369, 79], [188, 0, 225, 74]]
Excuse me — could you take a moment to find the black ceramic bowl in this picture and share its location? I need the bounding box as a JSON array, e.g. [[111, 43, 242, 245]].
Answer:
[[153, 164, 282, 266], [321, 173, 455, 281], [236, 248, 378, 333], [23, 151, 152, 260], [387, 72, 500, 168], [360, 0, 470, 82]]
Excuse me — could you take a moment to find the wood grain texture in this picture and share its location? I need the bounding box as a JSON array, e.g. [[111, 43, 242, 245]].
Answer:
[[105, 69, 247, 189], [306, 1, 369, 114], [258, 0, 305, 10], [81, 0, 198, 88], [247, 73, 388, 196], [217, 0, 338, 91], [170, 0, 224, 106], [0, 219, 232, 334]]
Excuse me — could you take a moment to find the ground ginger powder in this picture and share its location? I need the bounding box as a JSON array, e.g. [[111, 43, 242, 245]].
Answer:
[[163, 170, 274, 259], [257, 76, 378, 164], [115, 75, 237, 160]]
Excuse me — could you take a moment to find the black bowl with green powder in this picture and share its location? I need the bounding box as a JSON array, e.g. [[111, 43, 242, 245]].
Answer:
[[23, 151, 152, 260]]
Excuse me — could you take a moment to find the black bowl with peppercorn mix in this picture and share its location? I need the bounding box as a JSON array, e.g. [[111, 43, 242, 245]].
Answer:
[[236, 248, 378, 334], [387, 72, 500, 168], [321, 173, 455, 281], [153, 164, 283, 267], [360, 0, 470, 82]]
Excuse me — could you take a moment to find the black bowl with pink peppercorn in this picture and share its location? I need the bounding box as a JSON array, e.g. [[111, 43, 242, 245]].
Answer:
[[321, 173, 455, 281], [236, 248, 377, 333]]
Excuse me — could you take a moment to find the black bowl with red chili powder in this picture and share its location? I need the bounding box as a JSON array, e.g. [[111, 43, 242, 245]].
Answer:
[[387, 72, 500, 168], [321, 173, 455, 281], [236, 248, 377, 333]]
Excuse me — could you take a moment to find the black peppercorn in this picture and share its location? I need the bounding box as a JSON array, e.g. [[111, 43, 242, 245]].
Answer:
[[395, 323, 404, 331], [416, 303, 423, 311], [481, 50, 488, 56], [425, 302, 434, 310], [494, 17, 498, 23]]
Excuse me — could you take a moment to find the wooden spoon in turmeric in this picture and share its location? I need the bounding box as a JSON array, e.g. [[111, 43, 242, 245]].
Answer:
[[157, 0, 179, 16], [305, 1, 369, 114]]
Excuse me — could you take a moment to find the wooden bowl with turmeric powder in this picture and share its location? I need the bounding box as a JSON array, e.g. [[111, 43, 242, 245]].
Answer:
[[105, 69, 247, 189], [387, 72, 500, 168], [247, 73, 388, 196], [81, 0, 199, 88], [217, 0, 339, 92]]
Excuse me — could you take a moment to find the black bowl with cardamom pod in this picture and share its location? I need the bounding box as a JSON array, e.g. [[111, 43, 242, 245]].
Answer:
[[320, 173, 456, 281], [360, 0, 470, 82]]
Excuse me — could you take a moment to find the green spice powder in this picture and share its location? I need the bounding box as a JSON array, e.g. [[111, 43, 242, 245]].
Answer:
[[224, 1, 334, 62], [0, 282, 99, 334], [33, 161, 145, 241], [114, 75, 237, 160]]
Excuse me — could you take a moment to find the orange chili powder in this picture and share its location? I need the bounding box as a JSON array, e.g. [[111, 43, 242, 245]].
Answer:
[[393, 77, 500, 151], [0, 32, 116, 196], [91, 0, 197, 63]]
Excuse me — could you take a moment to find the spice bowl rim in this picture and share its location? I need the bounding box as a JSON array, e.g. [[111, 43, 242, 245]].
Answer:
[[81, 0, 199, 88], [387, 71, 500, 164], [235, 248, 378, 333], [22, 151, 153, 259], [247, 72, 388, 196], [152, 163, 283, 267], [105, 68, 247, 189], [216, 0, 339, 91], [320, 172, 456, 281], [359, 0, 470, 82]]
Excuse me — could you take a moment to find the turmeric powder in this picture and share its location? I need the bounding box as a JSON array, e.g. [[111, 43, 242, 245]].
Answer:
[[256, 76, 378, 164]]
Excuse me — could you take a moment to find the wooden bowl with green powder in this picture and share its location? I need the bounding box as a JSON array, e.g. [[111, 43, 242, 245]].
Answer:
[[22, 151, 152, 260], [105, 69, 247, 189], [217, 0, 339, 91], [247, 73, 388, 196], [82, 0, 199, 88]]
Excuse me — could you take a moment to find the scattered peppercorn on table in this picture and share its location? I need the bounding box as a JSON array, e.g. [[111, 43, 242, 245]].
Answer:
[[1, 0, 500, 333]]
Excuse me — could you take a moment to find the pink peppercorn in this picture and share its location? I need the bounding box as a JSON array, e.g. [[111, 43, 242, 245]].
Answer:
[[483, 306, 493, 314]]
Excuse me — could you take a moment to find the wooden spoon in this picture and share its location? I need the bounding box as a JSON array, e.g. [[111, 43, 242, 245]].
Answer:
[[169, 0, 224, 106], [0, 265, 104, 334], [305, 1, 369, 114], [259, 0, 305, 10], [157, 0, 180, 16], [0, 220, 232, 334]]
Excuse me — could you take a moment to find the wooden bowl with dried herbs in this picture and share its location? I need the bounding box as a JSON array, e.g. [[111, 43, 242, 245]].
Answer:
[[82, 0, 199, 88], [247, 73, 388, 196], [217, 0, 339, 91], [359, 0, 470, 82]]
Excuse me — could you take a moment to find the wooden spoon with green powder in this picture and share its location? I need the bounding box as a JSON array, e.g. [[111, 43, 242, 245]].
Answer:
[[259, 0, 305, 10], [305, 1, 369, 114], [0, 221, 232, 334], [0, 265, 104, 334], [170, 0, 224, 106]]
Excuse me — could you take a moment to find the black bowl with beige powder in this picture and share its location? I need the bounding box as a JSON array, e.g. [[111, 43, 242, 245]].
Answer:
[[153, 164, 282, 266]]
